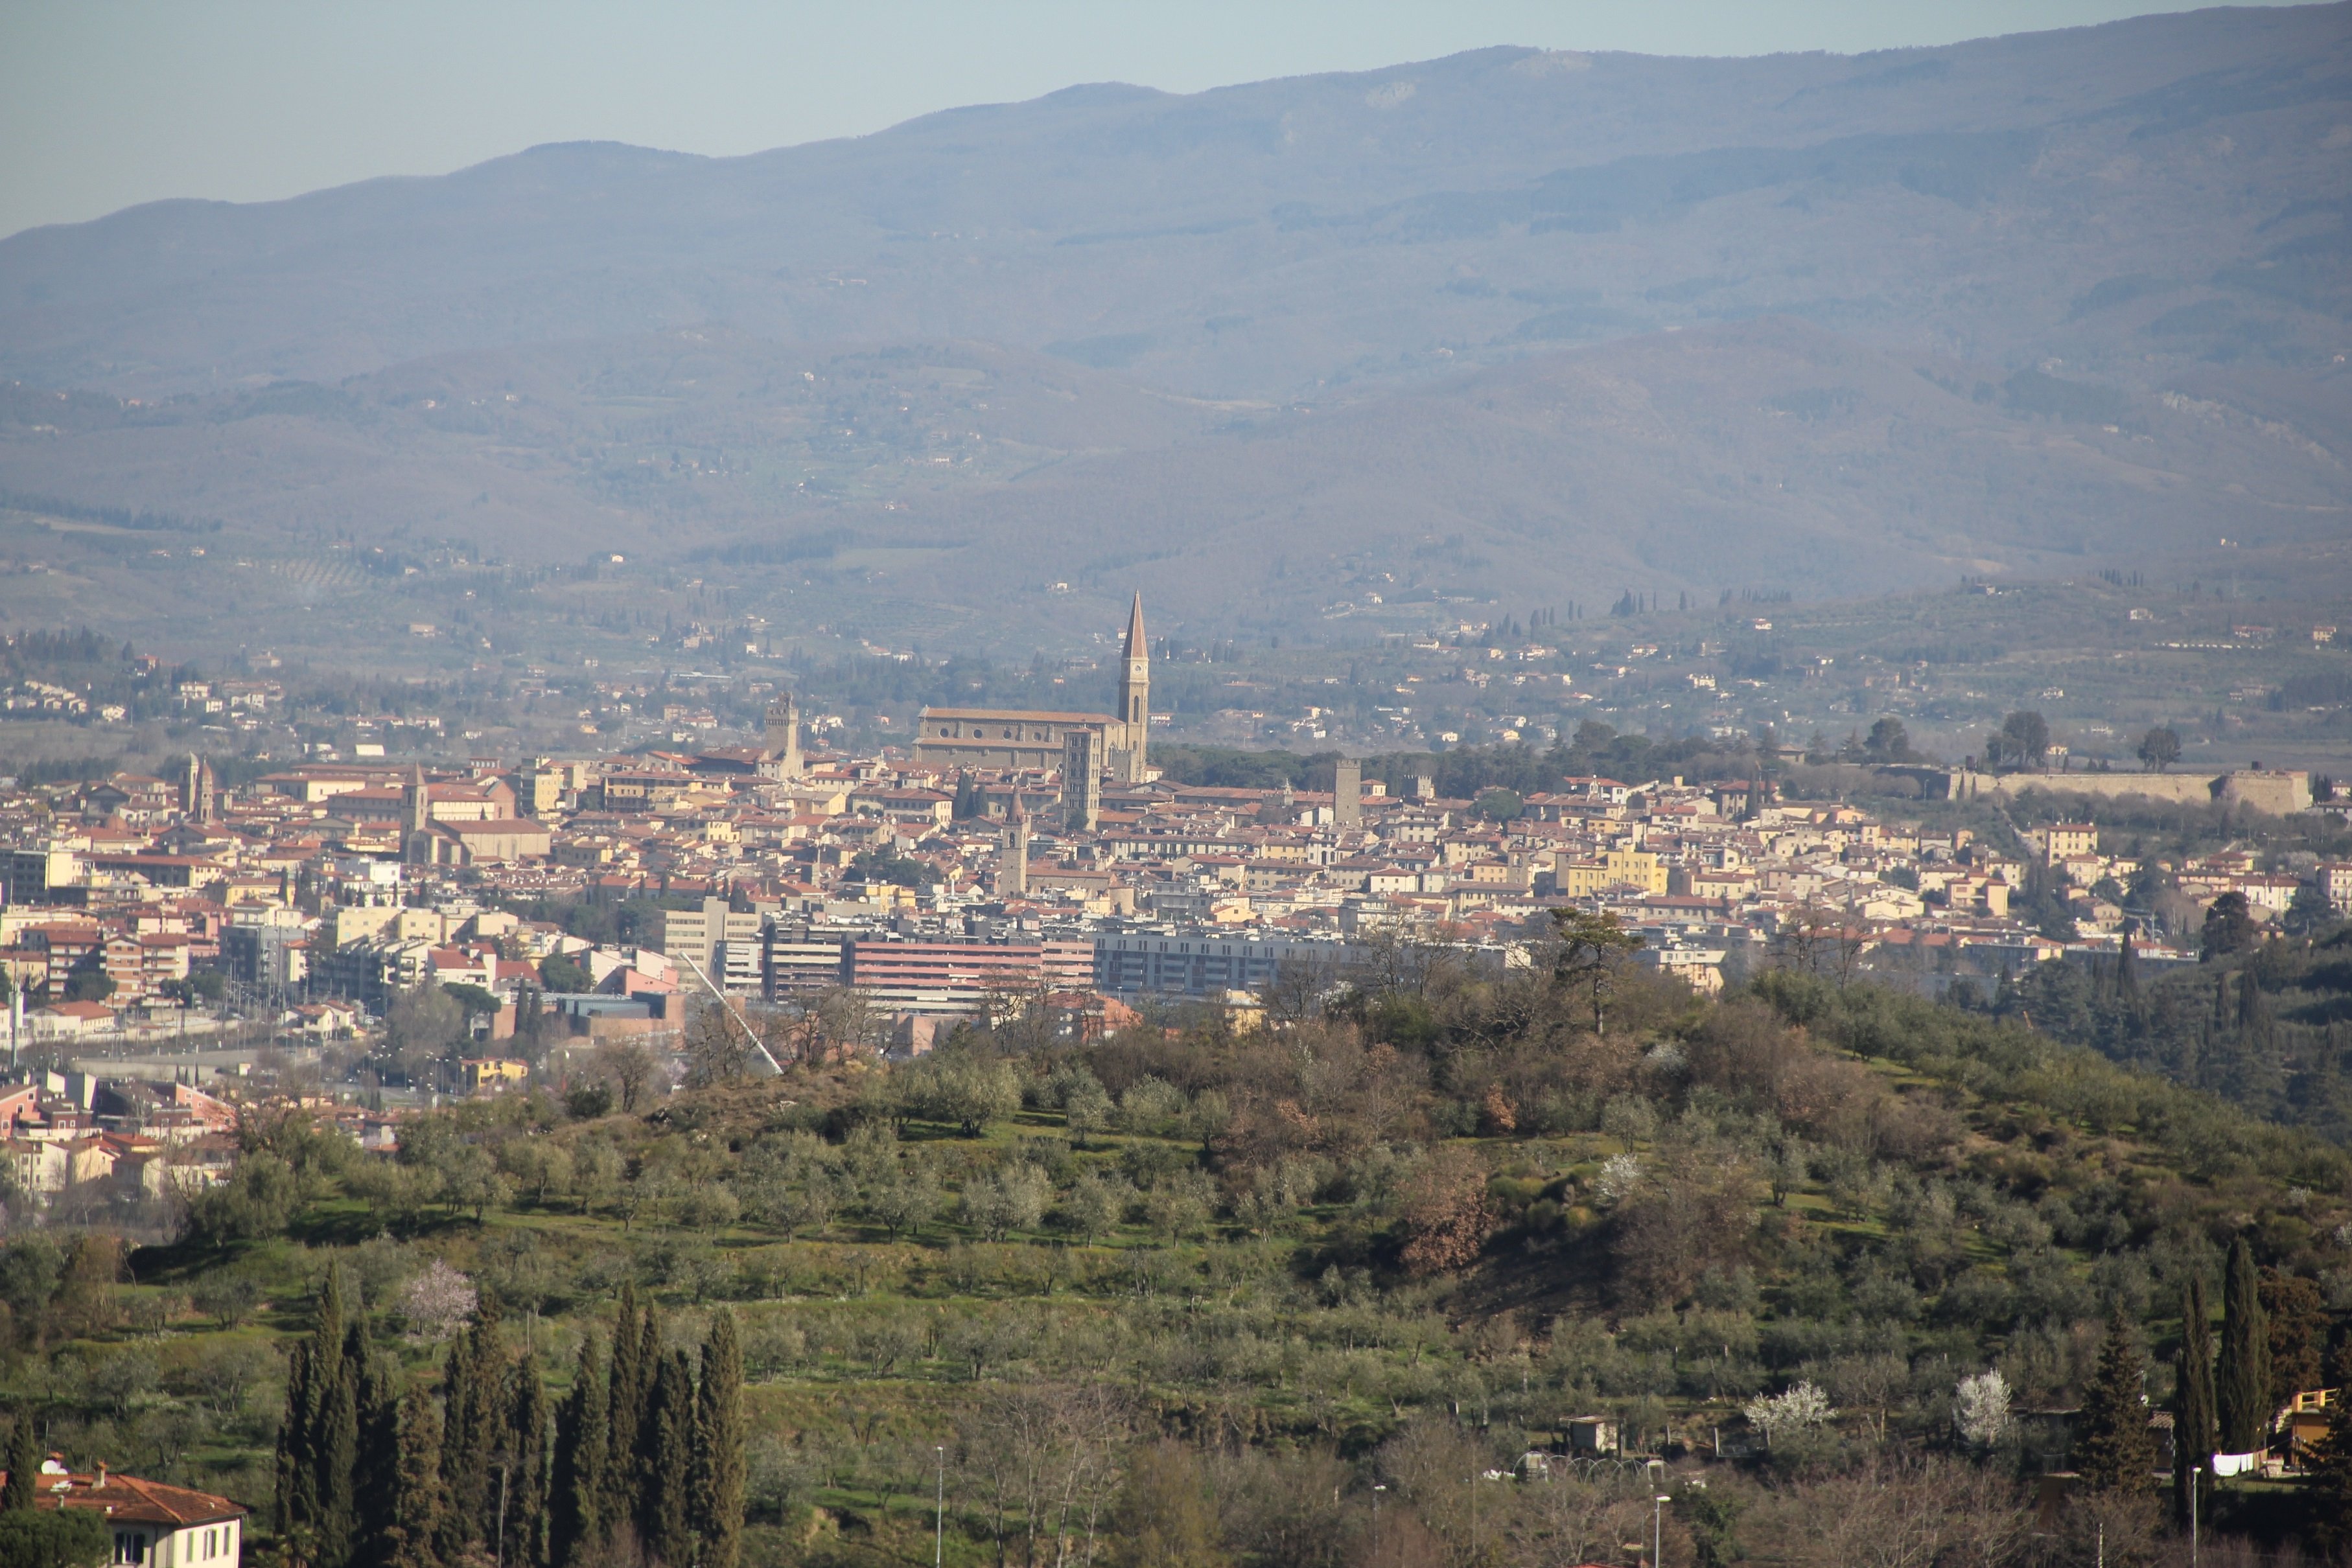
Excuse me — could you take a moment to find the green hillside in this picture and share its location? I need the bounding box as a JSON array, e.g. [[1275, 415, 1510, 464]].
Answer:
[[21, 949, 2352, 1565]]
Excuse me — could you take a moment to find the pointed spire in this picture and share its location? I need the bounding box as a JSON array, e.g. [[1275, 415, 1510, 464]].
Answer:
[[1123, 592, 1147, 659]]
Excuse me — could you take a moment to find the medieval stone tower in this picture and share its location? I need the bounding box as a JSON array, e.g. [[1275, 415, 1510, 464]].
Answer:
[[402, 765, 433, 865], [763, 693, 803, 778], [1001, 806, 1032, 899], [1062, 728, 1102, 833]]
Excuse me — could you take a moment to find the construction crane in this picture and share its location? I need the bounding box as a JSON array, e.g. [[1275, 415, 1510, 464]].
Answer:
[[673, 949, 786, 1076]]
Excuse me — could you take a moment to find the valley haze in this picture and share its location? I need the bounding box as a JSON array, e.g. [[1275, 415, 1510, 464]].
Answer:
[[0, 3, 2345, 656]]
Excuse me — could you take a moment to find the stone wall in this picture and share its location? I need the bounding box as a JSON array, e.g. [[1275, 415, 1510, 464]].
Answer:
[[1946, 768, 2312, 814]]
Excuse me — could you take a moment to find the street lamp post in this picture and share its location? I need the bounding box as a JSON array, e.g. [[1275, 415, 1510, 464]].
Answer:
[[2190, 1464, 2202, 1568], [1654, 1493, 1671, 1568], [1371, 1484, 1386, 1561], [935, 1445, 946, 1568], [494, 1464, 509, 1568]]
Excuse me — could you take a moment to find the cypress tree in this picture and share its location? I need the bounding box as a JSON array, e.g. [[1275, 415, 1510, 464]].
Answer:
[[473, 1302, 511, 1489], [351, 1333, 401, 1568], [504, 1365, 552, 1568], [643, 1352, 696, 1568], [277, 1340, 314, 1536], [448, 1295, 506, 1545], [2237, 967, 2269, 1043], [2077, 1309, 2158, 1493], [5, 1407, 37, 1512], [314, 1281, 362, 1568], [638, 1308, 663, 1442], [602, 1287, 645, 1540], [2309, 1344, 2352, 1559], [2172, 1274, 2216, 1527], [386, 1389, 447, 1568], [2218, 1236, 2272, 1451], [439, 1321, 477, 1542], [2115, 928, 2137, 1002], [279, 1267, 356, 1560], [550, 1336, 607, 1568], [631, 1306, 665, 1538], [690, 1313, 745, 1568]]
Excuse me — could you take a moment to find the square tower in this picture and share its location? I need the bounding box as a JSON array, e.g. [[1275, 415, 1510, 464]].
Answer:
[[1062, 728, 1102, 833], [763, 694, 803, 778]]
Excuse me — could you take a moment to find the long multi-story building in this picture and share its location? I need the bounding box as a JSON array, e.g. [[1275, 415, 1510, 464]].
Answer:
[[843, 937, 1095, 1014], [758, 925, 1094, 1012], [764, 925, 854, 996], [1091, 930, 1374, 998]]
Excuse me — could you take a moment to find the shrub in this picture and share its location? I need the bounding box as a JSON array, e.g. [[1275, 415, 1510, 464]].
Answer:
[[0, 1508, 107, 1568]]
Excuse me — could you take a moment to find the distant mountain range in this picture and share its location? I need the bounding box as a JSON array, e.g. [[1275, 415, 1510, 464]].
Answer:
[[1, 5, 2347, 651]]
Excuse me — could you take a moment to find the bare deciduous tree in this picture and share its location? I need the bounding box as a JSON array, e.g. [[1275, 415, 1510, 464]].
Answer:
[[958, 1383, 1130, 1568]]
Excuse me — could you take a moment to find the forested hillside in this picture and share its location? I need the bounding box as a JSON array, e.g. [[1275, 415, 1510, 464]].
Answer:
[[23, 935, 2352, 1565], [2003, 921, 2352, 1150], [1968, 786, 2352, 1148]]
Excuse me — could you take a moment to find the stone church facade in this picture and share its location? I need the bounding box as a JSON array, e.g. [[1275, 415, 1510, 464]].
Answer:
[[915, 594, 1152, 783]]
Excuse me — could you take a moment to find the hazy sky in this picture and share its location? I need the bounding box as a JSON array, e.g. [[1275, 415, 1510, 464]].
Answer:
[[0, 0, 2305, 240]]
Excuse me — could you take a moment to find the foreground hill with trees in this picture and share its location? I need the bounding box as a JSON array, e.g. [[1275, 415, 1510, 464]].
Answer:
[[14, 929, 2352, 1565]]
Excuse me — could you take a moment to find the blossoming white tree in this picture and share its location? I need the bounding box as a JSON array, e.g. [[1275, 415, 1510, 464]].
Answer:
[[1953, 1369, 2014, 1447], [1593, 1153, 1644, 1204], [397, 1258, 478, 1341], [1743, 1381, 1834, 1444]]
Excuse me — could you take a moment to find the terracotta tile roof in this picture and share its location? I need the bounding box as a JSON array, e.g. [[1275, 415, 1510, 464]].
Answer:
[[918, 707, 1118, 725], [16, 1470, 247, 1527]]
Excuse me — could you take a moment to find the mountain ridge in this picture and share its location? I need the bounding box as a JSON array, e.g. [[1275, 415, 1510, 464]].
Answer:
[[0, 5, 2347, 652], [4, 5, 2346, 399]]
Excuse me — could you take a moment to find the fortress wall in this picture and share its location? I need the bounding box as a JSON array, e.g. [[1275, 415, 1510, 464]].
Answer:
[[1946, 769, 2311, 814]]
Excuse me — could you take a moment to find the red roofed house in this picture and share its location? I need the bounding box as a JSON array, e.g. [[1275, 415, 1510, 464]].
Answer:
[[425, 947, 496, 991], [12, 1457, 246, 1567]]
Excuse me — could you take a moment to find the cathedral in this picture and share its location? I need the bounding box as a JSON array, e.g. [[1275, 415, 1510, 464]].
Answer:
[[914, 594, 1151, 783]]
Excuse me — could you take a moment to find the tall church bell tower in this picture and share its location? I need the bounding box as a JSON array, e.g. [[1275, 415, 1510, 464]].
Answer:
[[1113, 593, 1150, 783]]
